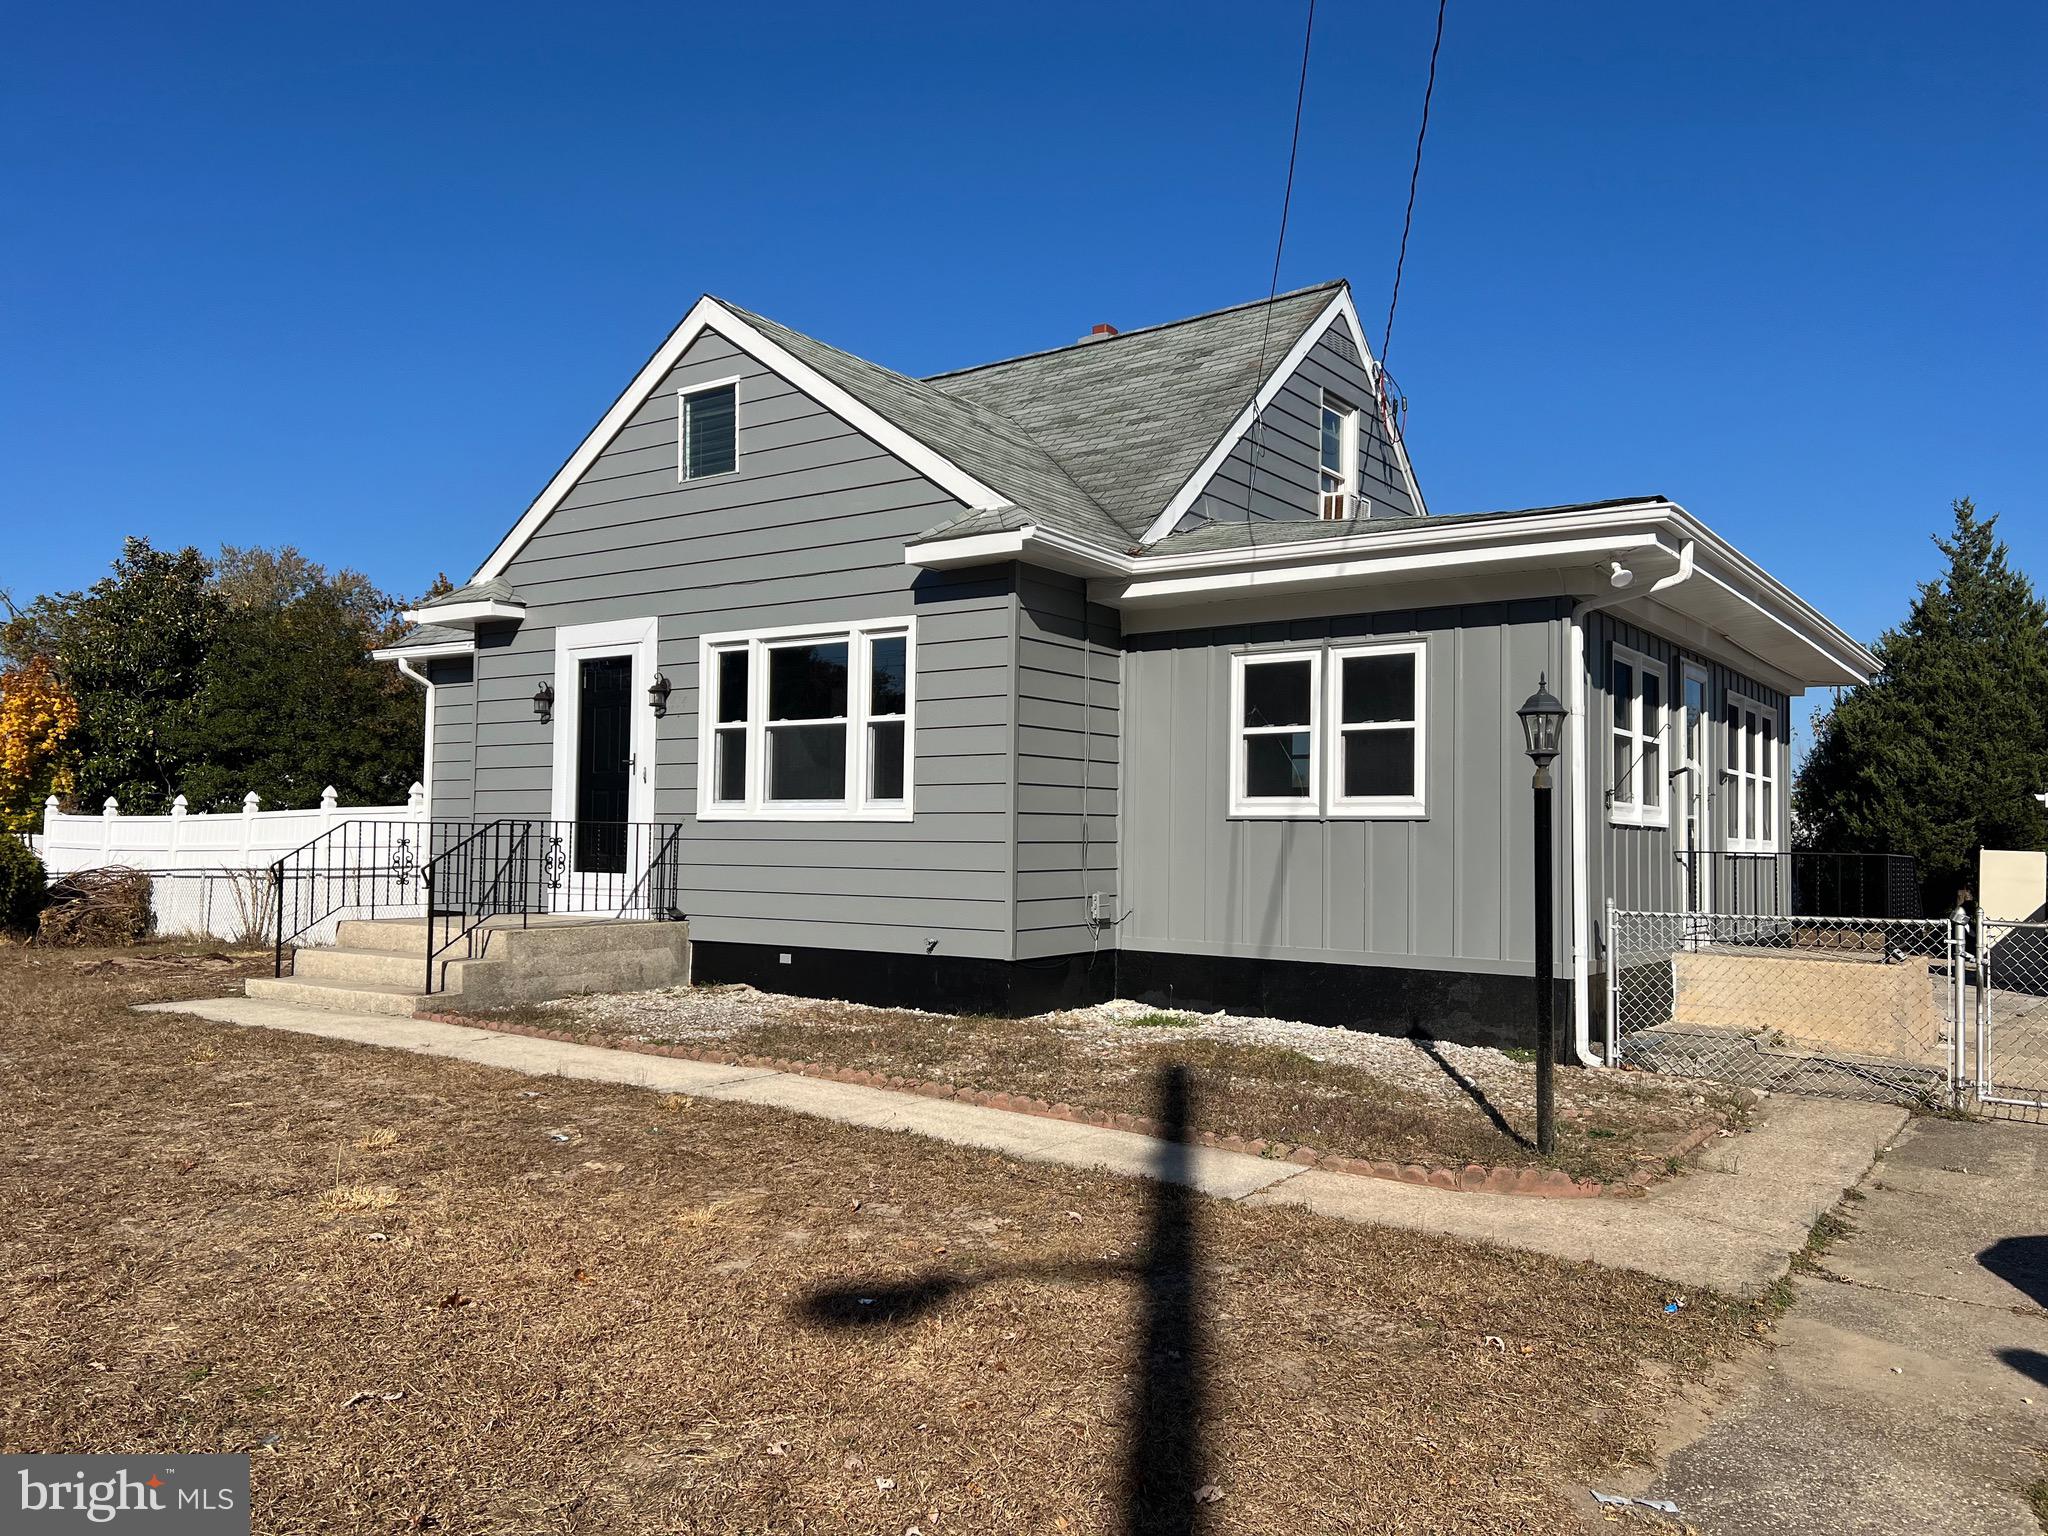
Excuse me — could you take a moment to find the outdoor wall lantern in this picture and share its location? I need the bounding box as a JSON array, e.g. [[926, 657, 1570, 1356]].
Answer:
[[1515, 674, 1568, 1156], [648, 673, 672, 718], [533, 682, 555, 724]]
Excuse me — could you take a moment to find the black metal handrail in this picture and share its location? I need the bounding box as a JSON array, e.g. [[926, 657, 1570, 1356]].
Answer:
[[271, 817, 473, 976], [1676, 850, 1922, 920], [418, 819, 689, 994]]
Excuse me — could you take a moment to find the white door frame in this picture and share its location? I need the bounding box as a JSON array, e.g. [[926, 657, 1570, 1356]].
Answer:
[[1680, 659, 1713, 924], [549, 616, 658, 910]]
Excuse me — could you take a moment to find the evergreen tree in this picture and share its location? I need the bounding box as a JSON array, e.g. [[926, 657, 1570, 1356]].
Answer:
[[1795, 499, 2048, 911]]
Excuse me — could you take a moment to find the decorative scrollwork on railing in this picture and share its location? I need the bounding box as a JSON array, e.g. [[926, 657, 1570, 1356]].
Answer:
[[389, 835, 417, 883], [542, 835, 567, 890]]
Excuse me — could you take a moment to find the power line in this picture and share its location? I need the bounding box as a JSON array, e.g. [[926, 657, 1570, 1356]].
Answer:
[[1239, 0, 1318, 527], [1381, 0, 1447, 373]]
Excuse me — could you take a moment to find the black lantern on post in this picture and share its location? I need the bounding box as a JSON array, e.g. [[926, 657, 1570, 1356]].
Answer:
[[1516, 675, 1567, 1156], [533, 682, 555, 724], [647, 673, 672, 718]]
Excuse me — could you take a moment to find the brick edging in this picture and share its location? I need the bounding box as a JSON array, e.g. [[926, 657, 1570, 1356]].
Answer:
[[414, 1011, 1717, 1200]]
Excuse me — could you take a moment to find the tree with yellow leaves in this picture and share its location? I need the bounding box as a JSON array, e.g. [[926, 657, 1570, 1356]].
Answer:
[[0, 656, 80, 833]]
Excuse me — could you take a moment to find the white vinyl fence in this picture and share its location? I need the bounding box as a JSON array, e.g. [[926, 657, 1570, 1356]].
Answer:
[[31, 784, 430, 942]]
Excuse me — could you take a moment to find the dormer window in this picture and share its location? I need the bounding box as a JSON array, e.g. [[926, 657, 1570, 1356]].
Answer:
[[679, 380, 738, 480], [1319, 395, 1359, 519]]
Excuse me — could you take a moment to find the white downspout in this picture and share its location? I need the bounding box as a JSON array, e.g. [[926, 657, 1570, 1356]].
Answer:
[[395, 657, 434, 817], [1568, 541, 1694, 1066]]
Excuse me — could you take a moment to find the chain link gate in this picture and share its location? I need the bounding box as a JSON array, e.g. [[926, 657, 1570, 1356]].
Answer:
[[1975, 919, 2048, 1122], [1606, 905, 1966, 1108]]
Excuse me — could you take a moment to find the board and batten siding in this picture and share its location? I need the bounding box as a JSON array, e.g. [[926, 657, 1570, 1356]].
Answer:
[[1014, 568, 1121, 960], [1173, 326, 1417, 532], [472, 328, 1020, 960], [1581, 608, 1792, 934], [1119, 599, 1571, 972], [424, 656, 475, 823]]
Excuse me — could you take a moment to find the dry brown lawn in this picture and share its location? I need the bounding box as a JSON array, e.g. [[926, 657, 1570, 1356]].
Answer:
[[0, 944, 1760, 1534], [471, 987, 1745, 1184]]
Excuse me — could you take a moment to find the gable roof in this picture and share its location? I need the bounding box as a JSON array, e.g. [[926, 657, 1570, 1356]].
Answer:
[[931, 282, 1345, 540], [469, 280, 1420, 582]]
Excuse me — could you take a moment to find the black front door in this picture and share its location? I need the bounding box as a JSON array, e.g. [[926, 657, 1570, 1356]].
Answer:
[[575, 655, 632, 874]]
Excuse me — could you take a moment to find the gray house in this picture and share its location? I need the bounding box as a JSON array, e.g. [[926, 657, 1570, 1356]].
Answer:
[[377, 280, 1873, 1054]]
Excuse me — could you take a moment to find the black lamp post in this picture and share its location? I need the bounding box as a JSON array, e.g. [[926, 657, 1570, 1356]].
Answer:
[[1516, 675, 1566, 1156]]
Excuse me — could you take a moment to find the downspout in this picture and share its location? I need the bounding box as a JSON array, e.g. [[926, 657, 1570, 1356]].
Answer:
[[1567, 542, 1694, 1066], [394, 657, 434, 816]]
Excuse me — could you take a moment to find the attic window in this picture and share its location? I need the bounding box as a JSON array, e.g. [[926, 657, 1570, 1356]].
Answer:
[[680, 380, 738, 480], [1319, 395, 1359, 519]]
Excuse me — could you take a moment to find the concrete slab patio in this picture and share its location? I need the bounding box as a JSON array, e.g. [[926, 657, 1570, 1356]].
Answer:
[[143, 995, 1907, 1296]]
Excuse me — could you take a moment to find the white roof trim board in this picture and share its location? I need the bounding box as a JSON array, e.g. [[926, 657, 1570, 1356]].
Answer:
[[1135, 288, 1429, 544], [471, 297, 1011, 583]]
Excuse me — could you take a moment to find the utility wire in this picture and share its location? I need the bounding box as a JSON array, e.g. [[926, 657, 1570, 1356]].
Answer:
[[1381, 0, 1447, 373], [1238, 0, 1318, 528]]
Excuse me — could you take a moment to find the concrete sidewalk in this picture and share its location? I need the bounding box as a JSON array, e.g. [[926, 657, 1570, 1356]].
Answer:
[[143, 996, 1907, 1295]]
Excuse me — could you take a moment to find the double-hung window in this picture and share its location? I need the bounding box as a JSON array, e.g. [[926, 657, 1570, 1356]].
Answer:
[[1608, 645, 1668, 827], [679, 379, 738, 480], [1230, 640, 1428, 819], [1724, 693, 1778, 849], [699, 618, 913, 820], [1318, 394, 1360, 519]]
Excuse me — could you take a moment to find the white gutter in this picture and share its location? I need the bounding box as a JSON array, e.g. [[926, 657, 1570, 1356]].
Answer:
[[391, 657, 434, 817], [1567, 539, 1695, 1067]]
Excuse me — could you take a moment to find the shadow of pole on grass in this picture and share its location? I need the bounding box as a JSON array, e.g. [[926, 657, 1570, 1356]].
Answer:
[[1416, 1037, 1533, 1150], [793, 1063, 1210, 1536]]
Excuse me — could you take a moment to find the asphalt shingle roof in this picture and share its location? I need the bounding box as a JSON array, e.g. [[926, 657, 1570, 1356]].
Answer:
[[1144, 497, 1667, 557], [379, 622, 473, 652], [929, 282, 1342, 541]]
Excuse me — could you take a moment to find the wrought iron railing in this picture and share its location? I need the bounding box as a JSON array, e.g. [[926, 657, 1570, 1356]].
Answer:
[[417, 819, 688, 994], [271, 818, 473, 975], [1677, 851, 1922, 921]]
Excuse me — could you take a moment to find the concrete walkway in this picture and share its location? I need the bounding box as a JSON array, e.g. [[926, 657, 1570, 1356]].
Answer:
[[144, 996, 1906, 1296], [1617, 1114, 2048, 1535]]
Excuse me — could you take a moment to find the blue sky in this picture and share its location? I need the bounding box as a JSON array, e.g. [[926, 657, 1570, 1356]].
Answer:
[[5, 1, 2042, 753]]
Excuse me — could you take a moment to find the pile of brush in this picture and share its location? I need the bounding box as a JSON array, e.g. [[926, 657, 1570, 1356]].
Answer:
[[38, 866, 154, 947]]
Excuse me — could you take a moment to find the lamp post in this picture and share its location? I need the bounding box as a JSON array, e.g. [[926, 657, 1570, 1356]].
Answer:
[[1517, 675, 1567, 1156]]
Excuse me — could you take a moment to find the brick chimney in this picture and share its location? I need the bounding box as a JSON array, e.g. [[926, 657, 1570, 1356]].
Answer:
[[1078, 323, 1118, 343]]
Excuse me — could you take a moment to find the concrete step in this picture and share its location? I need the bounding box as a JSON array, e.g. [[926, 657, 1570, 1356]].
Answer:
[[293, 945, 449, 990], [333, 917, 465, 954], [245, 975, 431, 1017]]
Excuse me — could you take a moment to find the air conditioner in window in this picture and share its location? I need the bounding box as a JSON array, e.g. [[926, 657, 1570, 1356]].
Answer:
[[1319, 491, 1362, 521]]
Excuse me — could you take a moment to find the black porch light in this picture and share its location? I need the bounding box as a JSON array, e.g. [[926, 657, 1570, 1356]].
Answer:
[[1517, 675, 1566, 769], [648, 672, 672, 717], [533, 681, 555, 723]]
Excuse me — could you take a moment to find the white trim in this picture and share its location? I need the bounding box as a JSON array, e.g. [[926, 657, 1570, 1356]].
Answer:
[[472, 298, 1006, 583], [1317, 387, 1361, 521], [1678, 659, 1714, 916], [548, 616, 659, 832], [371, 639, 474, 662], [1606, 642, 1671, 829], [694, 615, 917, 823], [1137, 286, 1429, 544], [1326, 639, 1428, 819], [399, 600, 525, 627], [1228, 649, 1323, 818], [677, 374, 742, 482]]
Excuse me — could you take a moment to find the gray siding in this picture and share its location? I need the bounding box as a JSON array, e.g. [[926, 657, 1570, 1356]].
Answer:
[[1120, 600, 1570, 972], [479, 330, 1019, 960], [1176, 326, 1417, 532], [1014, 568, 1121, 960], [424, 656, 475, 823], [1581, 609, 1792, 945]]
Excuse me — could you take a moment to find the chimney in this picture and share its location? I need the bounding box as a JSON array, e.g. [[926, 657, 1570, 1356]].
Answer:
[[1078, 322, 1118, 343]]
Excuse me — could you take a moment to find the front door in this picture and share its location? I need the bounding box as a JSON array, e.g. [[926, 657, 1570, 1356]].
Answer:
[[1680, 662, 1711, 924], [548, 617, 658, 913], [574, 655, 633, 882]]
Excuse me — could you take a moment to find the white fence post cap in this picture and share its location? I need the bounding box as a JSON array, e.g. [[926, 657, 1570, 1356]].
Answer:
[[171, 794, 189, 813], [243, 791, 262, 809], [320, 785, 339, 808], [103, 796, 119, 813], [45, 795, 61, 811]]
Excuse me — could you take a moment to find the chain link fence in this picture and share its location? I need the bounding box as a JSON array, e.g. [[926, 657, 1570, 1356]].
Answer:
[[1607, 908, 1963, 1108], [1976, 920, 2048, 1123]]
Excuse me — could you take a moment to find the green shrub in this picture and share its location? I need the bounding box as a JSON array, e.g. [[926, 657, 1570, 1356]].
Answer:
[[0, 837, 48, 936]]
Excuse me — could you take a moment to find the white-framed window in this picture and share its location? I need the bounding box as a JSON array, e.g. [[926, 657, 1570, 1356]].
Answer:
[[1328, 640, 1427, 817], [1229, 650, 1321, 817], [697, 616, 913, 821], [1608, 644, 1669, 827], [678, 378, 739, 481], [1318, 392, 1360, 520], [1724, 691, 1779, 850]]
